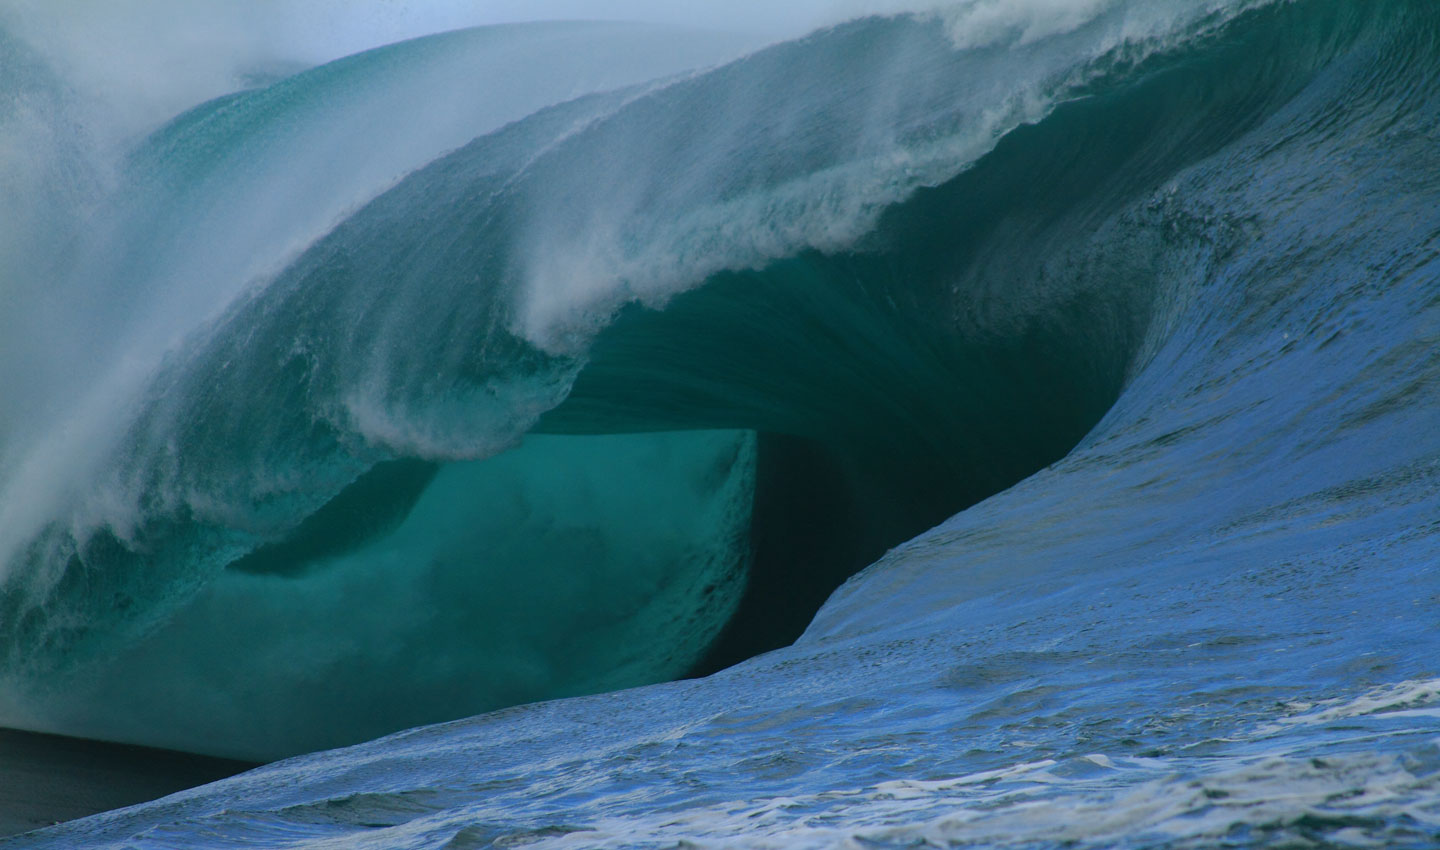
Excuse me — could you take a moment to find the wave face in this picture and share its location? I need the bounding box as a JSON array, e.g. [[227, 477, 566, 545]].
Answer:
[[5, 0, 1440, 845]]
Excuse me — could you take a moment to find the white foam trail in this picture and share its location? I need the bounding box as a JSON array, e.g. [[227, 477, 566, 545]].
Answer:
[[935, 0, 1129, 48], [490, 681, 1440, 848], [511, 0, 1272, 352]]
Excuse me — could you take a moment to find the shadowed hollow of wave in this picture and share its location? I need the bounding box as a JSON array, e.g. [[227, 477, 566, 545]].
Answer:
[[110, 251, 1122, 760]]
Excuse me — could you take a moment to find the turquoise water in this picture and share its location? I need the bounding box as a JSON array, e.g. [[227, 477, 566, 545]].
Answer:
[[3, 0, 1440, 846]]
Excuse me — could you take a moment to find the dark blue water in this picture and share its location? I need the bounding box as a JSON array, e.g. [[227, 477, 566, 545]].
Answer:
[[2, 0, 1439, 846]]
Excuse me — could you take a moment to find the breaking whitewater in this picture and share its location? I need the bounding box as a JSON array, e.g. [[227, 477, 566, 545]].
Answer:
[[3, 0, 1440, 846]]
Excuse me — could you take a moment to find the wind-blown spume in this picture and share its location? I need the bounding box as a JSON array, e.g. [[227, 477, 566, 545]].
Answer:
[[7, 0, 1440, 846]]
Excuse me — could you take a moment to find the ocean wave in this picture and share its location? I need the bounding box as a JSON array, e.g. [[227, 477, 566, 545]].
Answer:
[[3, 0, 1440, 845]]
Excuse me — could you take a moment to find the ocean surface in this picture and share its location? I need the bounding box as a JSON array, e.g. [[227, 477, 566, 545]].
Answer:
[[2, 0, 1439, 846]]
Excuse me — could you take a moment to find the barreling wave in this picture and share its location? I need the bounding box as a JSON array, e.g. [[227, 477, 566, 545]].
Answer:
[[0, 0, 1436, 769]]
